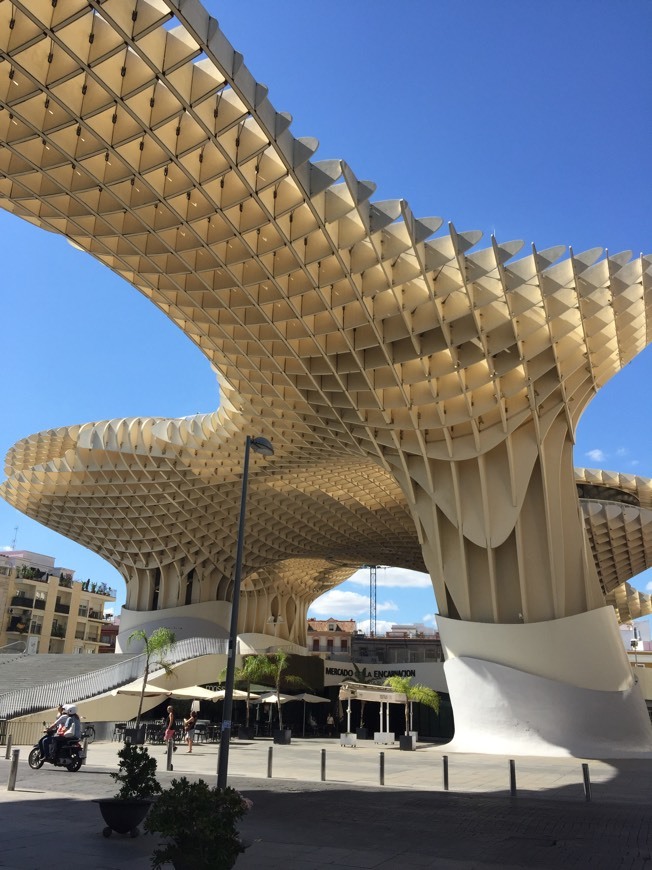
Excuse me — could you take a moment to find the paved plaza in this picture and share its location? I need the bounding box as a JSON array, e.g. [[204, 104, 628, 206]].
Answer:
[[1, 737, 652, 868]]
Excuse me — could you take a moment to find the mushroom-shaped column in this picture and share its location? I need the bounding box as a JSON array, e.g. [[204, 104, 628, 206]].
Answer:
[[380, 243, 652, 755]]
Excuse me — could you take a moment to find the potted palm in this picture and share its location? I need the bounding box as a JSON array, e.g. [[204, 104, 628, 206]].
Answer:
[[352, 665, 378, 739], [258, 650, 307, 744], [144, 776, 252, 869], [95, 743, 161, 837], [222, 654, 272, 739], [127, 626, 176, 743], [383, 676, 440, 750]]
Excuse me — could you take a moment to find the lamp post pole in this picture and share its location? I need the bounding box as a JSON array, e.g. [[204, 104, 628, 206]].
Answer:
[[217, 435, 273, 790]]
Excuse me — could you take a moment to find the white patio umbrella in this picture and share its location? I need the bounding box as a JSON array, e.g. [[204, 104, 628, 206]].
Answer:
[[209, 689, 261, 701], [253, 692, 294, 704], [251, 692, 294, 727], [113, 681, 224, 701]]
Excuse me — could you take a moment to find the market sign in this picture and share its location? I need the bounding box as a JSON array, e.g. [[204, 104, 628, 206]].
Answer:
[[324, 661, 446, 690]]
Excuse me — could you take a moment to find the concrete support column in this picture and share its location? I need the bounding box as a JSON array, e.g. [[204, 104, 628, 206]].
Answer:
[[439, 607, 652, 757]]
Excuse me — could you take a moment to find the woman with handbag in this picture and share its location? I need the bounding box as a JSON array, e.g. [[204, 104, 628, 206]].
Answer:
[[183, 710, 198, 753]]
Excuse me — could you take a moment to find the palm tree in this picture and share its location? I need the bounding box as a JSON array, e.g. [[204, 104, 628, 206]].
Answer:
[[254, 650, 307, 730], [383, 676, 439, 736], [352, 664, 379, 730], [128, 627, 176, 730], [227, 654, 276, 728]]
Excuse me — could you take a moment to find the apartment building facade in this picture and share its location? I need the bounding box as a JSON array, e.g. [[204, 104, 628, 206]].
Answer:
[[307, 618, 357, 659], [0, 550, 116, 654]]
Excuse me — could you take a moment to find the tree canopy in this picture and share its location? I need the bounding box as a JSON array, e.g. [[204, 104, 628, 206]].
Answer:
[[383, 676, 439, 736]]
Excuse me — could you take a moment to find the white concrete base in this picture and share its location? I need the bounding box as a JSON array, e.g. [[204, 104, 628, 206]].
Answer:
[[340, 733, 357, 748], [439, 607, 652, 758], [117, 601, 231, 651], [374, 732, 395, 744]]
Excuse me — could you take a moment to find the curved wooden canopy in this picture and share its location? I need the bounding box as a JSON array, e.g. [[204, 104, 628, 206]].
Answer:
[[1, 1, 650, 641]]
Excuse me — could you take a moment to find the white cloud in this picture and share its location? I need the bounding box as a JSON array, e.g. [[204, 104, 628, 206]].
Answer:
[[616, 447, 628, 457], [347, 567, 431, 589], [308, 589, 369, 617], [586, 449, 606, 462], [630, 460, 640, 467], [308, 590, 399, 619], [422, 613, 438, 626], [376, 600, 399, 613], [646, 581, 652, 592], [357, 618, 395, 635]]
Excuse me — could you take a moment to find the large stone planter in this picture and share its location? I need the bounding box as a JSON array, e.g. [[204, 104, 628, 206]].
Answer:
[[123, 725, 146, 745], [95, 797, 153, 837], [340, 732, 357, 748], [355, 727, 369, 740], [399, 734, 417, 751], [273, 729, 291, 745], [374, 732, 395, 744], [237, 726, 255, 740]]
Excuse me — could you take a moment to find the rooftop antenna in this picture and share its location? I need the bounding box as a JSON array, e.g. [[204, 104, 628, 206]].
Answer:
[[10, 526, 18, 550]]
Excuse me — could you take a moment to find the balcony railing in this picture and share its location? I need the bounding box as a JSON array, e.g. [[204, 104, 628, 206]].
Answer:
[[34, 599, 46, 610], [88, 610, 103, 620], [79, 581, 117, 597], [54, 603, 70, 614], [50, 625, 66, 639], [10, 595, 34, 608], [74, 631, 85, 640]]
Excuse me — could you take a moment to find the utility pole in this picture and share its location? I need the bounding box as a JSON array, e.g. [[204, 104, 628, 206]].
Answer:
[[362, 565, 386, 637], [369, 565, 377, 637]]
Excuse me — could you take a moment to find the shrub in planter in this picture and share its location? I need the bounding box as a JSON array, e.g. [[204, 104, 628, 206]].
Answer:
[[95, 743, 161, 837], [144, 777, 252, 870]]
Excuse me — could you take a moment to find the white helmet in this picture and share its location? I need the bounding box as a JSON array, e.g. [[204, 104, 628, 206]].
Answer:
[[65, 705, 77, 715]]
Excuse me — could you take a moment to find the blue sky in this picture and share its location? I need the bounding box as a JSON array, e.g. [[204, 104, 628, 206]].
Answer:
[[2, 1, 651, 630]]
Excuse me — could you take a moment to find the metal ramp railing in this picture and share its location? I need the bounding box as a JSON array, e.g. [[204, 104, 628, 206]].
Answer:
[[0, 636, 228, 719]]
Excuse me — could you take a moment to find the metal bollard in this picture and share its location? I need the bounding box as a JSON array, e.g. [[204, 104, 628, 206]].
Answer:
[[443, 754, 449, 791], [582, 763, 592, 802], [5, 735, 12, 760], [379, 751, 385, 786], [81, 737, 88, 766], [166, 739, 174, 772], [509, 759, 517, 796], [320, 748, 326, 782], [267, 746, 273, 779], [7, 749, 19, 791]]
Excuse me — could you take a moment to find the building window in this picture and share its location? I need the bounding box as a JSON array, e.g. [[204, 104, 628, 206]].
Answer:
[[328, 623, 335, 631], [312, 638, 320, 652], [340, 639, 348, 652], [327, 639, 333, 652]]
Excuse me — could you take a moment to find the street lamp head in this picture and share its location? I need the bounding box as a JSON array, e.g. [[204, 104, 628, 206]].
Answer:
[[250, 436, 274, 457]]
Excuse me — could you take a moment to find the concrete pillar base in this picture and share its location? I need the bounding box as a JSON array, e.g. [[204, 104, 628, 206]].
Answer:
[[439, 607, 652, 758]]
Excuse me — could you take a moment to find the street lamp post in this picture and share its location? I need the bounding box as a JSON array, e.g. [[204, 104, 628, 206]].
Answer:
[[217, 435, 274, 790]]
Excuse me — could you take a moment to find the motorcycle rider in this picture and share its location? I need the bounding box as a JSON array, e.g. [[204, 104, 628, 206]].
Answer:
[[39, 704, 68, 760], [51, 704, 81, 762]]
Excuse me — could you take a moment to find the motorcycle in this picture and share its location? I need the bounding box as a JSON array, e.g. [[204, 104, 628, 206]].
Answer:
[[28, 727, 84, 772]]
